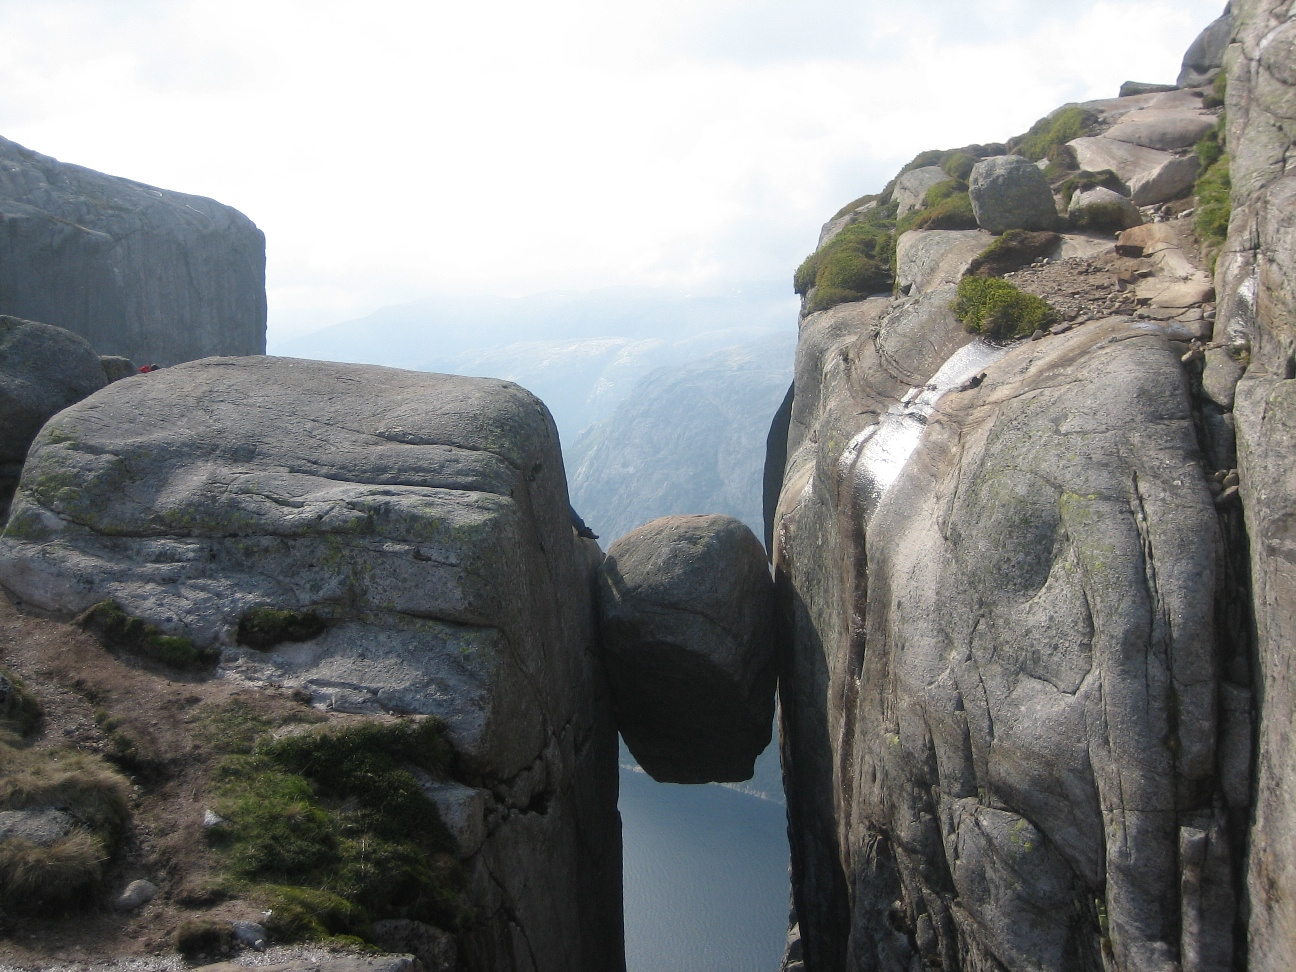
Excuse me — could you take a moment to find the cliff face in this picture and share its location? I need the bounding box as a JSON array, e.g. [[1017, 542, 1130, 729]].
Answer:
[[1216, 1, 1296, 967], [769, 6, 1294, 970], [0, 136, 266, 365], [0, 358, 622, 971]]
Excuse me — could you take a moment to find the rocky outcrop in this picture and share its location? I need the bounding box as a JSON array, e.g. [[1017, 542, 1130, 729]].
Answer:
[[1179, 3, 1237, 87], [895, 230, 994, 297], [1068, 185, 1143, 228], [0, 136, 266, 366], [598, 514, 776, 783], [1211, 1, 1296, 968], [0, 356, 623, 972], [894, 167, 950, 219], [0, 315, 107, 522], [968, 156, 1057, 233]]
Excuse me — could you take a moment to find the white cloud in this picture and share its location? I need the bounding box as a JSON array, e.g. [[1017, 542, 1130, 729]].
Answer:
[[0, 0, 1225, 339]]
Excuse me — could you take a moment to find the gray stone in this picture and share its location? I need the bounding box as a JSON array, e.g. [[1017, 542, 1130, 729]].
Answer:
[[415, 774, 487, 859], [371, 919, 458, 972], [230, 920, 266, 948], [0, 135, 265, 366], [968, 155, 1059, 233], [1119, 81, 1179, 97], [1202, 348, 1246, 409], [1067, 185, 1143, 229], [598, 513, 776, 783], [1178, 3, 1237, 87], [773, 313, 1235, 969], [1106, 112, 1218, 151], [893, 166, 949, 219], [0, 807, 75, 846], [894, 229, 994, 296], [0, 355, 624, 972], [1069, 136, 1200, 205], [99, 356, 136, 383], [0, 315, 106, 520], [114, 879, 159, 911]]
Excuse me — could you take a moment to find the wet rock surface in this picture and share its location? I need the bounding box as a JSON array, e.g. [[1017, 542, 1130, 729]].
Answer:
[[0, 355, 624, 972], [598, 514, 776, 783], [0, 135, 266, 366]]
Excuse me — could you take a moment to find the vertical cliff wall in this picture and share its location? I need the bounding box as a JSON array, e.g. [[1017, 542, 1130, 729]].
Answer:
[[767, 6, 1292, 969], [1215, 1, 1296, 968], [0, 136, 266, 365]]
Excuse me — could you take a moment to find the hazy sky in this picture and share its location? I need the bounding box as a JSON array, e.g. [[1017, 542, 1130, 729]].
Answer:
[[0, 0, 1224, 340]]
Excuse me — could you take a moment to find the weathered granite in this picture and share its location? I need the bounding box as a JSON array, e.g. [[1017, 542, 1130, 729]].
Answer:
[[1179, 3, 1237, 87], [0, 315, 107, 522], [0, 356, 624, 972], [0, 135, 266, 366], [893, 167, 949, 219], [1068, 185, 1143, 229], [1070, 136, 1200, 206], [1213, 2, 1296, 969], [894, 229, 994, 296], [598, 514, 776, 783], [968, 156, 1058, 233]]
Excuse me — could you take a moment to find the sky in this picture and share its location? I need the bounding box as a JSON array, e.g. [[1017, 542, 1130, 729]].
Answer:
[[0, 0, 1226, 341]]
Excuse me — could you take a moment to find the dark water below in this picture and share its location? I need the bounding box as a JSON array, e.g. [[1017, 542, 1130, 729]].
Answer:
[[619, 743, 789, 971]]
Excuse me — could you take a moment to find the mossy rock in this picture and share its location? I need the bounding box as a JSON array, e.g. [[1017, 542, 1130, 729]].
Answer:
[[0, 743, 131, 912], [1203, 71, 1227, 109], [1059, 170, 1126, 207], [1069, 201, 1136, 235], [77, 600, 219, 670], [206, 716, 468, 945], [898, 187, 978, 233], [1010, 106, 1099, 162], [952, 276, 1056, 341], [237, 607, 327, 651], [966, 230, 1062, 278], [796, 203, 898, 312]]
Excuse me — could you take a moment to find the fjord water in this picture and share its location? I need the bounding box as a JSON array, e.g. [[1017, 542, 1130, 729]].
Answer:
[[620, 739, 789, 971]]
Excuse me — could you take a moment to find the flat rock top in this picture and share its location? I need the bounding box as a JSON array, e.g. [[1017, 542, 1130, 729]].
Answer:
[[23, 355, 558, 531], [0, 135, 258, 241]]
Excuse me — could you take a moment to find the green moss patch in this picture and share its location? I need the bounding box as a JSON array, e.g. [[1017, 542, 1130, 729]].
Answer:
[[796, 203, 899, 313], [831, 193, 880, 221], [206, 716, 467, 943], [238, 608, 327, 651], [1194, 154, 1231, 273], [1010, 106, 1098, 162], [77, 600, 218, 671], [898, 186, 977, 233], [1203, 71, 1227, 109], [952, 276, 1056, 341], [966, 230, 1061, 278], [0, 742, 131, 912], [0, 671, 42, 738]]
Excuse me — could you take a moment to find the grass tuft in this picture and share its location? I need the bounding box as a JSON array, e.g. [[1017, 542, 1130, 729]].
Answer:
[[1203, 71, 1227, 109], [796, 203, 899, 312], [1194, 154, 1231, 273], [952, 276, 1056, 341], [237, 607, 327, 651], [0, 671, 42, 737], [1010, 106, 1098, 162], [0, 832, 107, 912], [78, 600, 218, 670]]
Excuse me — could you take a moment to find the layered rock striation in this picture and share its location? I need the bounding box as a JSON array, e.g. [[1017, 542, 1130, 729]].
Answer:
[[0, 136, 266, 366], [0, 357, 623, 972]]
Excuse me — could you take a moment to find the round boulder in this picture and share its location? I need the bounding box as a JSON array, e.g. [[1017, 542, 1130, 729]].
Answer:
[[1068, 186, 1143, 231], [598, 514, 776, 784], [969, 155, 1060, 234]]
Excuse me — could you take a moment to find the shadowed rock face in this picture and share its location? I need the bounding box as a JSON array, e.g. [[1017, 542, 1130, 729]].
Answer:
[[598, 514, 776, 783], [0, 356, 623, 972], [0, 315, 107, 521], [1179, 3, 1237, 87], [772, 283, 1241, 969], [0, 136, 266, 366], [1212, 2, 1296, 969]]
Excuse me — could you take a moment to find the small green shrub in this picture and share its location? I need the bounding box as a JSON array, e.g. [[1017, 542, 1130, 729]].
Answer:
[[238, 607, 327, 651], [175, 919, 236, 960], [1011, 106, 1098, 161], [905, 191, 977, 231], [263, 885, 370, 942], [1195, 154, 1232, 272], [795, 204, 898, 311], [1059, 169, 1126, 207], [942, 153, 978, 182], [966, 230, 1061, 278], [1203, 71, 1227, 109], [0, 832, 107, 912], [952, 276, 1056, 341], [77, 600, 218, 670], [0, 671, 42, 737]]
